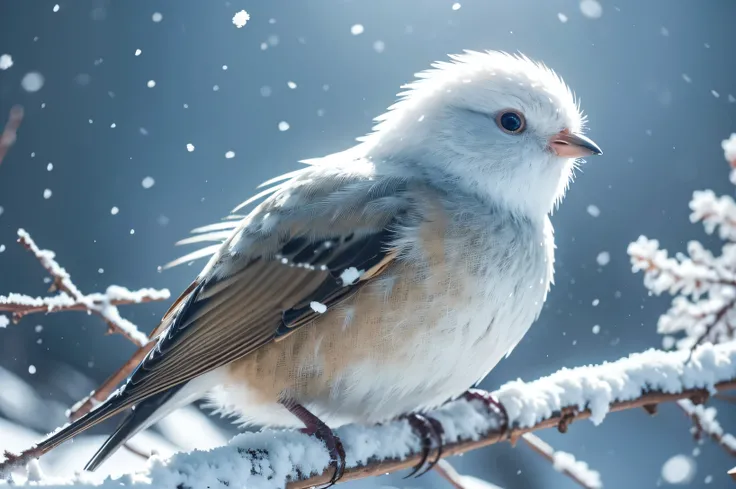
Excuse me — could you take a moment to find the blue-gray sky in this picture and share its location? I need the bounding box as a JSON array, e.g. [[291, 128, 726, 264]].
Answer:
[[0, 1, 735, 487]]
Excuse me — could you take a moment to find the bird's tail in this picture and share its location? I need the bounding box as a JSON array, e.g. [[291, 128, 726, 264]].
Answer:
[[0, 395, 122, 476], [84, 389, 178, 471]]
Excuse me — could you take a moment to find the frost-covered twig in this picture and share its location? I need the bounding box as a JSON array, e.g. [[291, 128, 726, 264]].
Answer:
[[0, 230, 169, 421], [0, 105, 23, 167], [3, 341, 735, 488], [521, 433, 601, 489], [677, 399, 736, 457], [0, 230, 169, 347]]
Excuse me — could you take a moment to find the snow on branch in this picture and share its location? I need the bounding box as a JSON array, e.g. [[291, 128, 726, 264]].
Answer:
[[4, 341, 735, 489], [521, 433, 601, 489], [677, 399, 736, 456], [0, 229, 169, 347], [628, 134, 736, 351]]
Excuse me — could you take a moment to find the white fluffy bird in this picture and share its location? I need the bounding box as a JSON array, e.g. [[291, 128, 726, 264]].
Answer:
[[4, 51, 601, 480]]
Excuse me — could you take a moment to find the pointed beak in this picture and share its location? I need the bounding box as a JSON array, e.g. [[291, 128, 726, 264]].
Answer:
[[549, 131, 603, 158]]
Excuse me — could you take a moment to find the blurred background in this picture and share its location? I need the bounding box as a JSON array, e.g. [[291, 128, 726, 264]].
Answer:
[[0, 0, 735, 487]]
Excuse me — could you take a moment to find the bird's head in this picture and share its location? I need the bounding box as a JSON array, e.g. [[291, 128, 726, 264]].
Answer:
[[363, 50, 601, 217]]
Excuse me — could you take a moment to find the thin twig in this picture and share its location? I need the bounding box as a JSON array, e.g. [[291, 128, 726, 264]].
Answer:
[[0, 230, 169, 347], [433, 460, 476, 489], [0, 105, 23, 167], [677, 400, 736, 457], [521, 433, 601, 489]]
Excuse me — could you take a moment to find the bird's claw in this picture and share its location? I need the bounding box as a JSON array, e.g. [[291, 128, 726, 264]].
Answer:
[[462, 388, 508, 429], [299, 425, 346, 487], [402, 413, 445, 478]]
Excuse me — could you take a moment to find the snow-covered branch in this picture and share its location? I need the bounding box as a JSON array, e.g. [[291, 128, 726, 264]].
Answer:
[[677, 399, 736, 456], [4, 341, 735, 489], [520, 434, 601, 489], [0, 230, 169, 421], [0, 230, 169, 347]]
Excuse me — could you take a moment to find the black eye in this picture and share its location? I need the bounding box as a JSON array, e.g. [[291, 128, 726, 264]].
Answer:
[[496, 110, 526, 134]]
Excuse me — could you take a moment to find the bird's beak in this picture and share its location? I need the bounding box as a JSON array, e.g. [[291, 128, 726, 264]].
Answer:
[[549, 131, 603, 158]]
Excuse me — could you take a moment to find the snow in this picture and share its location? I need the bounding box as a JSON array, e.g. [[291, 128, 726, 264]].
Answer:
[[579, 0, 602, 19], [43, 189, 52, 199], [278, 121, 290, 132], [678, 400, 736, 452], [0, 315, 8, 328], [225, 151, 235, 159], [552, 451, 601, 488], [232, 10, 250, 28], [0, 54, 13, 70], [661, 454, 696, 484], [557, 13, 568, 23], [451, 3, 462, 10], [350, 24, 364, 35], [496, 341, 736, 427], [586, 204, 600, 217], [722, 133, 736, 164], [286, 81, 297, 89], [595, 251, 610, 266], [21, 72, 44, 92], [141, 176, 155, 189], [151, 12, 163, 23], [147, 80, 156, 88], [339, 267, 363, 285], [110, 206, 119, 215], [186, 144, 195, 152], [309, 301, 327, 314], [372, 41, 385, 53]]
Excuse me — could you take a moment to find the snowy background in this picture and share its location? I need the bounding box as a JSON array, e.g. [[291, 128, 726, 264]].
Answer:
[[0, 0, 735, 488]]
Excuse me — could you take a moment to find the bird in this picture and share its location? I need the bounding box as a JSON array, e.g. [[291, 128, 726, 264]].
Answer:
[[2, 50, 601, 480]]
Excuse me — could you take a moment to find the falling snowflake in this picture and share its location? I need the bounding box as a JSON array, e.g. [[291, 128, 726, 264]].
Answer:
[[232, 10, 250, 28], [141, 176, 155, 189], [661, 455, 696, 485], [52, 4, 59, 12], [557, 13, 568, 23], [586, 204, 600, 217], [287, 81, 297, 89], [225, 151, 235, 159], [596, 251, 610, 266], [451, 3, 462, 10], [21, 72, 45, 92], [260, 86, 272, 97], [43, 189, 52, 199], [0, 54, 13, 70], [373, 41, 385, 53], [278, 121, 290, 132], [592, 325, 600, 334], [111, 206, 119, 215], [147, 80, 156, 88], [579, 0, 603, 19], [186, 143, 195, 152], [152, 12, 163, 22], [350, 24, 364, 35], [134, 49, 142, 56]]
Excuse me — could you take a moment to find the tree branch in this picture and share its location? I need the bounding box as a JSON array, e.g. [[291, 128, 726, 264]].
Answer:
[[0, 105, 23, 167], [2, 341, 735, 487], [677, 399, 736, 457], [521, 433, 601, 489], [0, 230, 169, 347]]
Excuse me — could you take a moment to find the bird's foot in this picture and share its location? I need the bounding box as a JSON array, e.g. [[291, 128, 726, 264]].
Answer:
[[401, 413, 445, 478], [282, 400, 346, 487], [462, 388, 508, 430]]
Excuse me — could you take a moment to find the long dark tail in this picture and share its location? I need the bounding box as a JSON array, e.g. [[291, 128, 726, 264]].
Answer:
[[0, 395, 122, 476], [84, 388, 179, 471]]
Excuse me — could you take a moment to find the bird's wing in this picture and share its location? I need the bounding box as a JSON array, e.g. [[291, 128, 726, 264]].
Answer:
[[28, 163, 412, 457], [126, 167, 410, 403]]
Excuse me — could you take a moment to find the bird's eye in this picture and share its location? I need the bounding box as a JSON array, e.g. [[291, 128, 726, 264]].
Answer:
[[496, 110, 526, 134]]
